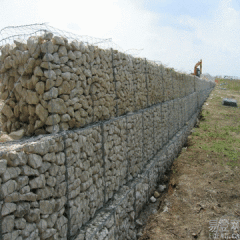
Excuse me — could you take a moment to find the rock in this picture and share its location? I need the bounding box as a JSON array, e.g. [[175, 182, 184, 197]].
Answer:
[[1, 180, 18, 197], [2, 104, 14, 118], [27, 37, 39, 54], [154, 191, 160, 198], [222, 98, 237, 107], [14, 202, 30, 217], [163, 206, 169, 213], [28, 154, 43, 169], [1, 203, 17, 216], [0, 159, 7, 174], [44, 70, 56, 80], [20, 192, 37, 202], [41, 41, 54, 54], [159, 185, 166, 192], [41, 228, 57, 239], [43, 32, 53, 40], [40, 199, 55, 215], [43, 87, 58, 100], [136, 219, 143, 226], [0, 134, 13, 142], [137, 232, 143, 238], [2, 215, 15, 233], [34, 66, 43, 76], [29, 174, 46, 189], [48, 98, 67, 114], [2, 167, 21, 182], [46, 124, 60, 134], [36, 104, 48, 122], [26, 90, 39, 105], [61, 114, 71, 122], [15, 218, 26, 230], [58, 46, 67, 57], [37, 219, 47, 233], [62, 72, 71, 81], [19, 185, 30, 194], [14, 39, 27, 51], [52, 36, 65, 45], [36, 186, 54, 200], [16, 176, 29, 189], [2, 230, 21, 240], [39, 162, 51, 174], [46, 114, 60, 125], [21, 165, 40, 176], [150, 196, 156, 203], [9, 129, 24, 140], [25, 209, 40, 223], [45, 213, 58, 228], [68, 50, 76, 60], [36, 82, 45, 95], [59, 81, 70, 94]]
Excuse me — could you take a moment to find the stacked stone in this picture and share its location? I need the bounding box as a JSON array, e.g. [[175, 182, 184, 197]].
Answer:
[[0, 136, 68, 240], [127, 113, 143, 180], [133, 58, 147, 111], [0, 125, 104, 239], [113, 52, 135, 116], [161, 102, 169, 146], [148, 62, 162, 106], [142, 108, 155, 164], [0, 31, 213, 138], [0, 32, 117, 136], [0, 84, 215, 239], [103, 117, 128, 202], [66, 126, 104, 237], [153, 105, 163, 154]]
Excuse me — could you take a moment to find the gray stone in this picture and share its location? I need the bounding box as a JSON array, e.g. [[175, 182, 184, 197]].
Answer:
[[2, 167, 21, 182], [46, 114, 61, 125], [41, 228, 57, 239], [8, 129, 24, 140], [14, 202, 30, 217], [2, 215, 15, 233], [150, 196, 156, 203], [25, 209, 40, 223], [2, 203, 17, 216], [1, 180, 18, 197], [15, 218, 27, 229], [40, 199, 55, 214], [28, 154, 42, 169], [20, 192, 37, 202], [0, 159, 7, 174], [37, 219, 47, 233], [52, 36, 65, 45], [48, 98, 67, 114], [222, 98, 238, 107], [29, 174, 46, 189]]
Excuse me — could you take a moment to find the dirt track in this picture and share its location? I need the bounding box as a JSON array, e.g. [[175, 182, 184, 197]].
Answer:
[[138, 81, 240, 240]]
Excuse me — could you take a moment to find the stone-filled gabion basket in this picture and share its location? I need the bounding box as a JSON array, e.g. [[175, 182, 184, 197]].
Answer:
[[0, 24, 214, 139]]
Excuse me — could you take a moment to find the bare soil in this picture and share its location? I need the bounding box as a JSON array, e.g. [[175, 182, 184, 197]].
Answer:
[[138, 81, 240, 240]]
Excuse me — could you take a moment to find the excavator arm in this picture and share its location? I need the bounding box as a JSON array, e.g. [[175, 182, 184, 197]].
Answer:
[[193, 59, 202, 76]]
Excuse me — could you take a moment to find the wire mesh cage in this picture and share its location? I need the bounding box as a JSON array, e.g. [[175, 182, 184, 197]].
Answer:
[[0, 23, 124, 52]]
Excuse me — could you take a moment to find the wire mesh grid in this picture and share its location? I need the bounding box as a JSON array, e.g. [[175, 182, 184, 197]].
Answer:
[[0, 23, 124, 52]]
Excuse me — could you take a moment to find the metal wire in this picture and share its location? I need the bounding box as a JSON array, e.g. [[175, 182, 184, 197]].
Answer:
[[0, 23, 124, 52]]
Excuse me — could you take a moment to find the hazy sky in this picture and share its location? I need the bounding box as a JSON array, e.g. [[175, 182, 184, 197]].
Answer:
[[0, 0, 240, 77]]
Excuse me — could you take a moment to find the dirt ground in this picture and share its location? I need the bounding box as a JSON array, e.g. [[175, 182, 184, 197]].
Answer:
[[138, 80, 240, 240]]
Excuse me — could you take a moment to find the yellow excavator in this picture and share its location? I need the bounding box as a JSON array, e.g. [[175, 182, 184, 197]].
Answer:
[[192, 59, 202, 77]]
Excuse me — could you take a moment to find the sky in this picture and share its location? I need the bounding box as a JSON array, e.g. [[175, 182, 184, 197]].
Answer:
[[0, 0, 240, 77]]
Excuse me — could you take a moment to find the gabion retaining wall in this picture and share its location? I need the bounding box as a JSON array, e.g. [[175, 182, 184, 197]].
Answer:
[[0, 86, 214, 240], [0, 32, 214, 137]]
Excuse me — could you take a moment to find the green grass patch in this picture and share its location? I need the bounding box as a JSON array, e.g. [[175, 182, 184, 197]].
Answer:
[[217, 78, 240, 91]]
